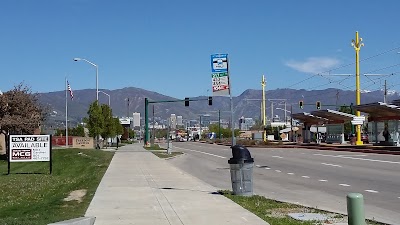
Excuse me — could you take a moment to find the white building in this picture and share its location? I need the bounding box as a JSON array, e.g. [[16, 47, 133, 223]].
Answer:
[[177, 116, 183, 126], [170, 114, 177, 129], [132, 112, 140, 127]]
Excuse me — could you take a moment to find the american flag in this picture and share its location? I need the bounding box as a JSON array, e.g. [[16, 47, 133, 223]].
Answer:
[[67, 81, 74, 100]]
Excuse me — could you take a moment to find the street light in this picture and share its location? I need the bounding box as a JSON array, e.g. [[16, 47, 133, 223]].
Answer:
[[98, 91, 110, 106], [73, 57, 99, 101]]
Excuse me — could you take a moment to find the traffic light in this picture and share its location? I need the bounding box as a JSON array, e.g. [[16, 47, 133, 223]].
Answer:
[[208, 96, 212, 105], [316, 101, 321, 109], [185, 97, 189, 106], [299, 100, 304, 109]]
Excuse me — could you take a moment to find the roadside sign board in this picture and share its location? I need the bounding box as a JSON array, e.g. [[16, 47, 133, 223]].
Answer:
[[211, 54, 228, 73], [351, 120, 364, 125], [9, 135, 51, 162], [211, 54, 230, 96], [353, 116, 365, 121]]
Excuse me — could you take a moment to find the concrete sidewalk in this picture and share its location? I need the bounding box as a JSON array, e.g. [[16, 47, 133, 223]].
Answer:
[[85, 143, 269, 225]]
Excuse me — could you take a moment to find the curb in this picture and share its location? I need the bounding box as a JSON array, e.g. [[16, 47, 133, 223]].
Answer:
[[199, 141, 400, 155], [47, 217, 95, 225]]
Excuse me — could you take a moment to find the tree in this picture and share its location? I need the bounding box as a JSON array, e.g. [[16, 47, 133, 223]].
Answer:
[[73, 124, 85, 137], [128, 128, 135, 139], [85, 101, 104, 148], [100, 104, 114, 144], [113, 117, 124, 136], [208, 124, 240, 139], [0, 83, 46, 135]]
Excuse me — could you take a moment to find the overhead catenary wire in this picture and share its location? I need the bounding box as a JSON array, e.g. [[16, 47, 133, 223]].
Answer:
[[285, 45, 400, 94]]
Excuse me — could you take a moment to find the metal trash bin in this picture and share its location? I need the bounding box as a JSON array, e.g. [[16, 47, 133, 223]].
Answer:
[[228, 145, 254, 196]]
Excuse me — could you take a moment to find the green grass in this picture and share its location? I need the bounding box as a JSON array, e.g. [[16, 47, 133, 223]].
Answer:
[[0, 148, 114, 225], [220, 190, 324, 225], [152, 152, 183, 159], [220, 191, 385, 225]]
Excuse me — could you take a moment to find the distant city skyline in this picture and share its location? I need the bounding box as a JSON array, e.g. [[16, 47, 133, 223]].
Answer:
[[2, 1, 400, 99]]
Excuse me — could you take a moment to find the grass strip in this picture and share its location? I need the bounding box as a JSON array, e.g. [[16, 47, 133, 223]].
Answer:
[[220, 191, 384, 225], [144, 144, 165, 150], [220, 191, 316, 225], [151, 152, 183, 159], [0, 148, 114, 225]]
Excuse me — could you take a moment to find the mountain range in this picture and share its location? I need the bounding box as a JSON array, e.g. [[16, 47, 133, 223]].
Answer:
[[38, 87, 398, 127]]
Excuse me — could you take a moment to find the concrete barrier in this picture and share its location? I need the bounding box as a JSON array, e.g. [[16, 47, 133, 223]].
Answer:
[[47, 217, 95, 225]]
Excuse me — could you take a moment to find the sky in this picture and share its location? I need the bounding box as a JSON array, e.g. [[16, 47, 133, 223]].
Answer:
[[1, 0, 400, 99]]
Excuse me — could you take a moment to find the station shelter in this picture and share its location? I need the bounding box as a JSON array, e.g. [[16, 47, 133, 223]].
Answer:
[[292, 109, 355, 144], [291, 112, 329, 143], [353, 101, 400, 146], [311, 109, 355, 144]]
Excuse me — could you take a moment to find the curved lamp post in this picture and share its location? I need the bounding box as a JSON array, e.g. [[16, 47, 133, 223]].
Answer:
[[73, 58, 99, 101]]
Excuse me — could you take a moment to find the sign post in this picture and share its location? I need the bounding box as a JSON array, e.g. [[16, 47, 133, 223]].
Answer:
[[211, 54, 235, 146], [8, 135, 52, 174]]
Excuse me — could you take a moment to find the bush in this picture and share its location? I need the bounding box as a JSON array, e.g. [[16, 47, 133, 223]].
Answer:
[[237, 139, 257, 146]]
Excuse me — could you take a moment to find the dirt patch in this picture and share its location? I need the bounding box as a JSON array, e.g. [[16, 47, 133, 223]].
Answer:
[[63, 189, 87, 203]]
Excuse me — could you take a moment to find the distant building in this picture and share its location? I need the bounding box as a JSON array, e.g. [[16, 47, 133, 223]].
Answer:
[[239, 116, 255, 131], [201, 114, 211, 127], [132, 112, 140, 128], [177, 116, 183, 126], [189, 119, 197, 127], [170, 114, 177, 129]]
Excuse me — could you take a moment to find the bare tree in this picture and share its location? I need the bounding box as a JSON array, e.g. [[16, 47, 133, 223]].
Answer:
[[0, 83, 46, 135]]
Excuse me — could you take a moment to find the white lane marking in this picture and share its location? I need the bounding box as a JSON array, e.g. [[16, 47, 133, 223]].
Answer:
[[339, 184, 351, 187], [314, 153, 400, 164], [365, 190, 379, 193], [398, 197, 400, 199], [265, 167, 271, 170], [337, 154, 366, 157], [174, 147, 226, 159], [275, 170, 282, 173], [301, 176, 310, 178], [272, 156, 283, 159], [241, 217, 248, 222], [287, 173, 294, 175], [256, 165, 261, 167], [321, 162, 342, 168], [319, 179, 328, 182]]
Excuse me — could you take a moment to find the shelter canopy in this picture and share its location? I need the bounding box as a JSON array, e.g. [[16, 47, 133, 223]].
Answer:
[[292, 112, 329, 125], [310, 109, 355, 124], [353, 102, 400, 121]]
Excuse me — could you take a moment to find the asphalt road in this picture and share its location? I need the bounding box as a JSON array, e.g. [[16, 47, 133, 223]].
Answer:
[[167, 142, 400, 224]]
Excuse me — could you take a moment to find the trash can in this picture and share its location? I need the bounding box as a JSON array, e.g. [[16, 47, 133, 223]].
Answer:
[[228, 145, 254, 196]]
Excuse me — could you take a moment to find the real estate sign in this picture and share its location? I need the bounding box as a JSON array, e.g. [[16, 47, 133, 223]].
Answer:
[[9, 135, 51, 162]]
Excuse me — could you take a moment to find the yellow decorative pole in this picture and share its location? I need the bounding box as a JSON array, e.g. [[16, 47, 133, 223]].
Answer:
[[352, 31, 364, 145], [261, 75, 267, 142]]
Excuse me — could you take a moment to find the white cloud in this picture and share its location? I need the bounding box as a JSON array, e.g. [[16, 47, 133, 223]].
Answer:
[[285, 57, 340, 74]]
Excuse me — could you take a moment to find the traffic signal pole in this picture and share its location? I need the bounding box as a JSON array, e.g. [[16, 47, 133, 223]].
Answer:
[[143, 97, 211, 146]]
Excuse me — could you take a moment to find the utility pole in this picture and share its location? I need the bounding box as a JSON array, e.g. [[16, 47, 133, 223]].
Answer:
[[351, 31, 364, 145], [261, 75, 267, 142], [384, 80, 387, 104], [199, 115, 202, 141], [284, 101, 287, 125], [271, 102, 274, 122], [151, 105, 155, 145], [336, 90, 340, 110], [290, 104, 294, 142], [126, 98, 130, 117], [218, 110, 221, 139]]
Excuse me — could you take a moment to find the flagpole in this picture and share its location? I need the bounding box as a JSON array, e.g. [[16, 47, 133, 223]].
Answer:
[[65, 76, 68, 148]]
